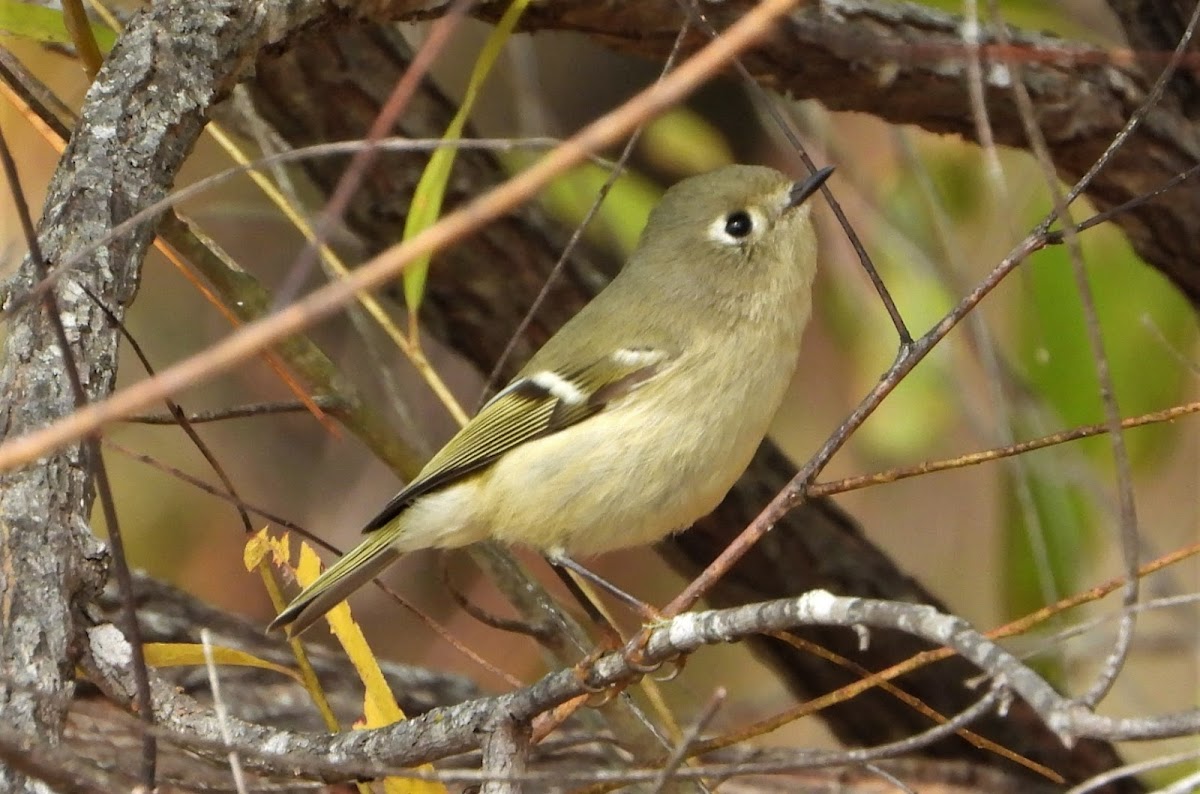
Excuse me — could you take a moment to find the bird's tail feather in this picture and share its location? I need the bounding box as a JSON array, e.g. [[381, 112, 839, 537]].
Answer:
[[267, 531, 401, 636]]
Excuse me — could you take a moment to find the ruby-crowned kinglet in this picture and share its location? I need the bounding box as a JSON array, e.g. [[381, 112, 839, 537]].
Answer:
[[270, 164, 832, 635]]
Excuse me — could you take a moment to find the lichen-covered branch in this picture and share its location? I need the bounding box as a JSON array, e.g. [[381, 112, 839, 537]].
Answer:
[[84, 591, 1198, 786]]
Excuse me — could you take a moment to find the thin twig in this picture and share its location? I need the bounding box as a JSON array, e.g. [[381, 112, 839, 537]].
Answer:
[[1058, 1, 1200, 207], [104, 440, 331, 544], [807, 400, 1200, 497], [651, 688, 725, 793], [440, 556, 554, 641], [201, 629, 249, 794], [271, 0, 477, 308], [84, 288, 254, 533], [373, 572, 527, 689], [863, 764, 918, 794], [985, 0, 1141, 710], [692, 631, 1060, 783], [1070, 748, 1200, 794], [125, 398, 338, 424], [959, 0, 1010, 209]]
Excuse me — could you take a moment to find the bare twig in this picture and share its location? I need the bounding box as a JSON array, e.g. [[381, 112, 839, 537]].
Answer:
[[440, 556, 554, 641], [201, 629, 249, 794], [125, 398, 339, 424], [85, 288, 254, 533], [959, 0, 1009, 207], [807, 401, 1200, 498], [651, 688, 725, 793]]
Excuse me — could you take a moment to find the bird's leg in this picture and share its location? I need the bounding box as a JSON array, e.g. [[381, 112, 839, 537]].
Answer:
[[544, 556, 625, 693], [546, 560, 622, 650], [546, 553, 686, 681], [546, 553, 662, 622], [544, 553, 665, 688]]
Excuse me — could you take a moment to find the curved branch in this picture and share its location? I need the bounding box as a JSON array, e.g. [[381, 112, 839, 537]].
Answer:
[[86, 590, 1198, 783]]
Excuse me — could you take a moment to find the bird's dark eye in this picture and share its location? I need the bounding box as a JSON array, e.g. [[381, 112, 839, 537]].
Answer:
[[724, 210, 754, 239]]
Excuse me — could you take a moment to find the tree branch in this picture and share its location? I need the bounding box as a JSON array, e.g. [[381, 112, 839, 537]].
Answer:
[[84, 591, 1198, 785]]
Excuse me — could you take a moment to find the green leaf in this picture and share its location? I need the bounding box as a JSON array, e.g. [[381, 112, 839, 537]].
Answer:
[[401, 0, 532, 317]]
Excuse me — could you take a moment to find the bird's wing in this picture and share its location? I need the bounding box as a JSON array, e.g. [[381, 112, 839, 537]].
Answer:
[[360, 347, 672, 533]]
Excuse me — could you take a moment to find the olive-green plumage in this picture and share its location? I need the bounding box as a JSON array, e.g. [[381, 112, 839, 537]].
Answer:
[[270, 164, 831, 636]]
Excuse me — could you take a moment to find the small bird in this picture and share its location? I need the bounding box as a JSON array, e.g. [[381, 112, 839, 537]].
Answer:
[[270, 164, 832, 635]]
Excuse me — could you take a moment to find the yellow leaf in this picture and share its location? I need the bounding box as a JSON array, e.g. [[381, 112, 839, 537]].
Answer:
[[244, 526, 290, 572], [295, 543, 447, 794], [143, 642, 302, 684]]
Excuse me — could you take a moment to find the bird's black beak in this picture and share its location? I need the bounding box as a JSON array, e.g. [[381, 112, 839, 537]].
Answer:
[[786, 165, 835, 210]]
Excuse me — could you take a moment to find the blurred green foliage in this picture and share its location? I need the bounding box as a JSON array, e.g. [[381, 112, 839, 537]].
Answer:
[[903, 0, 1089, 38], [500, 109, 734, 256], [501, 149, 663, 256], [0, 1, 116, 50], [1018, 219, 1196, 468], [1003, 205, 1197, 617], [638, 107, 735, 178]]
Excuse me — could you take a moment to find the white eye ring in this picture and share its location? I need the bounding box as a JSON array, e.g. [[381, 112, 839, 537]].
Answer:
[[708, 208, 765, 246]]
